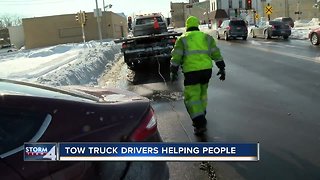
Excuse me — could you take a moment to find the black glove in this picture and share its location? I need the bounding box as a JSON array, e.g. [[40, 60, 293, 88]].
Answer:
[[216, 69, 225, 81]]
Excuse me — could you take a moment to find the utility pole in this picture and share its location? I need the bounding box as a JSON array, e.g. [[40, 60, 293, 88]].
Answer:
[[296, 1, 301, 20], [206, 2, 210, 28], [285, 0, 289, 17], [103, 0, 106, 12], [182, 3, 185, 25], [94, 0, 103, 44]]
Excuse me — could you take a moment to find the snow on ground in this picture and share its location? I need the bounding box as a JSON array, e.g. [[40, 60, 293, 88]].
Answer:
[[1, 20, 318, 87], [0, 40, 122, 86], [290, 19, 319, 39]]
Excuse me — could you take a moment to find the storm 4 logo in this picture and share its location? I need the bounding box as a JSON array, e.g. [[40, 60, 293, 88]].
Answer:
[[24, 143, 57, 161]]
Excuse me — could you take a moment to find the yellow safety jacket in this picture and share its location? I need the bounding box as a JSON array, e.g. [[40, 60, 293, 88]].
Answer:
[[171, 30, 223, 73]]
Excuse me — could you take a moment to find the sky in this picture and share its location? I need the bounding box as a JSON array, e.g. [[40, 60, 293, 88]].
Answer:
[[0, 0, 189, 18]]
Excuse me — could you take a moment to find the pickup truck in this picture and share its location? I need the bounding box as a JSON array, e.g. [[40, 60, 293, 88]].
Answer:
[[115, 13, 181, 71]]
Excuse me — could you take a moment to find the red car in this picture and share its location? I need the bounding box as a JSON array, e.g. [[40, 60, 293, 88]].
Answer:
[[309, 27, 320, 45], [0, 79, 169, 180]]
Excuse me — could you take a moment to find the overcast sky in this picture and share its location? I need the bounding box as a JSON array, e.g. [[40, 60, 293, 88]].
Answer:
[[0, 0, 192, 18]]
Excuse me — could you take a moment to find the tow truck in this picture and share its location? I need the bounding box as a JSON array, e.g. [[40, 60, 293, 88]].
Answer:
[[114, 13, 182, 71]]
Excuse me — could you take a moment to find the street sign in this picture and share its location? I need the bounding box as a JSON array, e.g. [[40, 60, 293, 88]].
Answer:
[[255, 13, 260, 20], [94, 8, 102, 17], [265, 5, 273, 15]]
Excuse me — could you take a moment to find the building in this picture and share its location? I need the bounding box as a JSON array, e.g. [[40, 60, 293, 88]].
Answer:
[[265, 0, 320, 20], [171, 1, 211, 28], [8, 26, 24, 49], [210, 0, 263, 24], [210, 0, 263, 16], [22, 11, 127, 49], [170, 0, 264, 28]]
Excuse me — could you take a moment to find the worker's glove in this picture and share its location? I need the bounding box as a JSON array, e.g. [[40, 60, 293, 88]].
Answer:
[[170, 64, 179, 82], [216, 69, 225, 81]]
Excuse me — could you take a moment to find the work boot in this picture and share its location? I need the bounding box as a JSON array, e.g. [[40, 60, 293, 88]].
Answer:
[[192, 115, 207, 136], [194, 127, 207, 136]]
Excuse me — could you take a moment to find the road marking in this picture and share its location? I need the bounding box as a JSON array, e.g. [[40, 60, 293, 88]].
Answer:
[[247, 44, 320, 64]]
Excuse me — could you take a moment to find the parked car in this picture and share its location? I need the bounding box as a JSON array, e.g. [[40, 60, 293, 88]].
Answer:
[[0, 79, 169, 180], [250, 21, 291, 39], [273, 17, 294, 28], [309, 27, 320, 45], [216, 19, 248, 41], [0, 44, 17, 54]]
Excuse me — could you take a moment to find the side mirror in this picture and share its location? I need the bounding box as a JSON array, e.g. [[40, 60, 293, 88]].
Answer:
[[255, 25, 258, 27]]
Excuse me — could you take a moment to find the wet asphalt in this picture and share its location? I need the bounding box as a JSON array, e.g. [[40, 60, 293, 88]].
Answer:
[[100, 37, 320, 180]]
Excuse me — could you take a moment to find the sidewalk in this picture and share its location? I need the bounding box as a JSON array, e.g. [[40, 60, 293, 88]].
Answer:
[[152, 99, 212, 180]]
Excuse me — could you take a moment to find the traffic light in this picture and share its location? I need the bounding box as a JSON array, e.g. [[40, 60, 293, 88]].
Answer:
[[75, 13, 79, 22], [82, 11, 88, 25], [247, 0, 252, 9], [128, 16, 132, 30]]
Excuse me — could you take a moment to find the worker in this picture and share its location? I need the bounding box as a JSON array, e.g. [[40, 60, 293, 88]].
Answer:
[[170, 16, 225, 136]]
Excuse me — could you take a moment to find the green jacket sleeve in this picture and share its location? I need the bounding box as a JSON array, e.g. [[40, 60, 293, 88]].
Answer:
[[170, 36, 184, 66], [209, 35, 223, 63]]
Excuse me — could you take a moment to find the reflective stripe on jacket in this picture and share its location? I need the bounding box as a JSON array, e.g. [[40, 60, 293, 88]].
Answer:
[[171, 31, 223, 73]]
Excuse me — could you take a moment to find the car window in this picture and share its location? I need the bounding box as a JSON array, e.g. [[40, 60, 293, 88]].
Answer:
[[0, 108, 47, 155], [259, 21, 266, 26], [222, 21, 229, 27], [269, 21, 283, 25], [282, 18, 293, 23], [136, 17, 163, 25], [230, 20, 246, 26]]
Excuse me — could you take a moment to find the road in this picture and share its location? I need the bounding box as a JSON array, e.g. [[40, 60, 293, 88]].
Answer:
[[100, 38, 320, 180]]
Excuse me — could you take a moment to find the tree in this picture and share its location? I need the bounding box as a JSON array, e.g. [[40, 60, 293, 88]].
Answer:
[[0, 14, 22, 29]]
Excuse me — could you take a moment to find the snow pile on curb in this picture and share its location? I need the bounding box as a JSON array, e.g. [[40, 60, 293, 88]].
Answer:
[[291, 29, 312, 40], [37, 41, 121, 86], [0, 40, 122, 86], [291, 18, 320, 39]]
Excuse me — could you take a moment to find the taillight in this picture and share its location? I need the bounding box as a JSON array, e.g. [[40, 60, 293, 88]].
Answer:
[[227, 26, 231, 30], [271, 25, 275, 29], [130, 108, 157, 141], [122, 43, 127, 49]]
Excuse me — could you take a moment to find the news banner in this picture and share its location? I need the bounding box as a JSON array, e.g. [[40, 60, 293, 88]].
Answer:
[[24, 143, 259, 161]]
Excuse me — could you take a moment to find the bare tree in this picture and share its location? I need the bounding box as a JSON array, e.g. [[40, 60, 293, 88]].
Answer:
[[0, 14, 22, 28]]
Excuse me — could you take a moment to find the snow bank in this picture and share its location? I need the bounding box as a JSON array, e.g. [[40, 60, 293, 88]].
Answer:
[[0, 40, 122, 86], [291, 19, 320, 39], [37, 42, 121, 86]]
